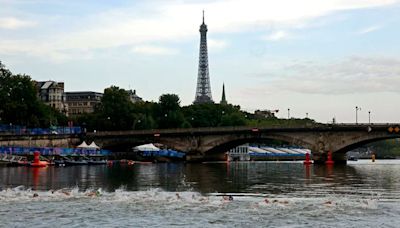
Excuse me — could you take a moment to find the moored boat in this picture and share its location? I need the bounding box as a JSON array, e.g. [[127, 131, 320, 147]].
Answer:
[[65, 159, 88, 165], [88, 159, 107, 165]]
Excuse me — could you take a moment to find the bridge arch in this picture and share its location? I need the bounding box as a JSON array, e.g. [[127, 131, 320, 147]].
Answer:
[[335, 135, 400, 154], [202, 133, 314, 158]]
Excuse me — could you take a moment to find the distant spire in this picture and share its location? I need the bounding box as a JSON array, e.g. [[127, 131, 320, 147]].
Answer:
[[202, 10, 205, 24], [220, 83, 227, 105]]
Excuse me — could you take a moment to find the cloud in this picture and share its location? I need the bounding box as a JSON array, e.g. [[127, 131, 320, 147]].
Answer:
[[357, 25, 381, 34], [251, 56, 400, 95], [0, 0, 398, 61], [0, 17, 36, 29], [132, 45, 179, 55], [264, 31, 290, 41], [208, 39, 228, 49]]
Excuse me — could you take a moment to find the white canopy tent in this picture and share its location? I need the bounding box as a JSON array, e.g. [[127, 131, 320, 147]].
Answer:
[[88, 141, 100, 149], [133, 143, 160, 152], [77, 141, 100, 149], [77, 141, 89, 148]]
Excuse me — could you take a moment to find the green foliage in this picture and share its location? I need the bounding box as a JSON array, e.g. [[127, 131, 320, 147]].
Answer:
[[156, 94, 185, 129], [368, 139, 400, 158], [1, 60, 319, 131], [0, 61, 67, 127], [95, 86, 135, 130], [182, 103, 247, 127]]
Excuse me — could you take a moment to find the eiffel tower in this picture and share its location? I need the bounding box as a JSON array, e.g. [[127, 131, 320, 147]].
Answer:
[[194, 11, 213, 104]]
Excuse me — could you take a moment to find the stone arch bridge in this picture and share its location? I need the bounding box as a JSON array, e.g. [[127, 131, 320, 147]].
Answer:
[[87, 124, 400, 163], [1, 124, 399, 163]]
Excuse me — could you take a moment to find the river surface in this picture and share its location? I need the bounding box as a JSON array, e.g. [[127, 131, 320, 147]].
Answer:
[[1, 160, 400, 227]]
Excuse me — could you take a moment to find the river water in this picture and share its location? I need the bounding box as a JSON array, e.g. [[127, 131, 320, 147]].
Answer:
[[1, 160, 400, 227]]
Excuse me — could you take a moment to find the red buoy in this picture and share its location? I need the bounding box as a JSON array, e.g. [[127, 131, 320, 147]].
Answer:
[[325, 151, 334, 165], [303, 153, 312, 165], [30, 151, 48, 167]]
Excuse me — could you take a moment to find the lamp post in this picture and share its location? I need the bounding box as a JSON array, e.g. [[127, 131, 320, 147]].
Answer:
[[306, 113, 309, 119], [355, 106, 361, 124], [287, 108, 290, 119], [368, 111, 371, 124]]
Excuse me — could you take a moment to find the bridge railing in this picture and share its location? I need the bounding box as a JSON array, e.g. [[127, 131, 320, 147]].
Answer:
[[0, 124, 82, 136], [0, 146, 111, 156], [87, 123, 400, 137]]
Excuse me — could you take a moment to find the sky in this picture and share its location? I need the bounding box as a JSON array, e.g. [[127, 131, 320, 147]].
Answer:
[[1, 0, 400, 123]]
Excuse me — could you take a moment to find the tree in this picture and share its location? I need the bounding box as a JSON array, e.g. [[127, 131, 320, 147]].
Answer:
[[220, 112, 246, 126], [156, 94, 185, 128], [0, 61, 67, 127], [96, 86, 135, 130]]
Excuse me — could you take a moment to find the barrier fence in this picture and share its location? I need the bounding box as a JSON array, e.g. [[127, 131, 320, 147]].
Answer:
[[0, 124, 82, 135], [141, 150, 185, 159], [0, 146, 111, 156]]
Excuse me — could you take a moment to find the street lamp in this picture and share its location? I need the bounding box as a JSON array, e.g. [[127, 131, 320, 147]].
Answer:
[[355, 106, 361, 124], [306, 113, 309, 119], [287, 108, 290, 119], [368, 111, 371, 124]]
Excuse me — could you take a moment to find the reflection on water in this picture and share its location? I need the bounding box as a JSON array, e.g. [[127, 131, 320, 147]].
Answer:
[[1, 161, 400, 194], [1, 160, 400, 226]]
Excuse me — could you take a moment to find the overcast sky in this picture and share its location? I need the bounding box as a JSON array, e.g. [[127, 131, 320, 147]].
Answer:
[[1, 0, 400, 123]]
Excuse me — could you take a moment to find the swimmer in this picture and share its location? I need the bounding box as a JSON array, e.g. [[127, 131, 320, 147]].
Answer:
[[222, 195, 229, 201], [176, 193, 181, 200], [33, 193, 39, 198], [228, 195, 233, 201], [199, 197, 209, 202], [264, 198, 270, 204], [271, 199, 289, 205], [61, 190, 71, 196], [86, 192, 96, 197], [324, 200, 333, 206], [86, 190, 101, 197]]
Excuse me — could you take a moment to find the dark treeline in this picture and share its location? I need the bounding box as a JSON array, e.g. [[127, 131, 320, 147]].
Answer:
[[0, 60, 316, 131], [76, 86, 250, 131], [76, 86, 317, 131], [0, 61, 67, 128]]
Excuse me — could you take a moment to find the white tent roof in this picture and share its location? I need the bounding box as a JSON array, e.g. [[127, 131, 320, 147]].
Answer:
[[134, 143, 160, 151], [88, 141, 100, 149], [77, 141, 89, 148]]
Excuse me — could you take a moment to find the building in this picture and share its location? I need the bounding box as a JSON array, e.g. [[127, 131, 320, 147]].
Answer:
[[65, 91, 103, 117], [35, 81, 67, 114], [227, 144, 250, 161], [220, 83, 227, 105], [194, 11, 213, 104], [127, 89, 143, 103], [254, 109, 279, 119]]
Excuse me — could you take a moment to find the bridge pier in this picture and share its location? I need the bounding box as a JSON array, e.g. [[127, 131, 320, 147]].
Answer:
[[312, 152, 347, 165]]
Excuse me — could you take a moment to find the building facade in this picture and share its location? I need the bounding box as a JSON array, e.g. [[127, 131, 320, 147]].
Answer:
[[127, 89, 143, 103], [227, 144, 250, 161], [65, 91, 103, 117], [35, 81, 67, 114]]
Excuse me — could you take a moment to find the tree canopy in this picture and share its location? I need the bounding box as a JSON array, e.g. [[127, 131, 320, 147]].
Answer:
[[0, 61, 67, 127]]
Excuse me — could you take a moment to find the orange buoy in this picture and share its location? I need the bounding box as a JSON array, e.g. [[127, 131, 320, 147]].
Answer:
[[325, 151, 334, 165], [303, 153, 313, 165], [30, 151, 48, 167]]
